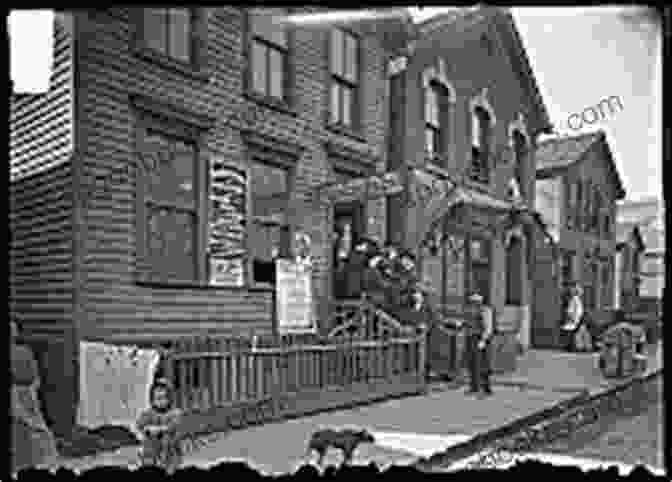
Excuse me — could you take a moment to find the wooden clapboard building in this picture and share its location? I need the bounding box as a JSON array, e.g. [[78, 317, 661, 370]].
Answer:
[[375, 7, 554, 373], [9, 8, 410, 433], [534, 130, 627, 348]]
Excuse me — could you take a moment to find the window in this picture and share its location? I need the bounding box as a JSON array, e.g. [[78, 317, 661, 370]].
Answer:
[[143, 9, 193, 63], [505, 236, 523, 305], [470, 106, 491, 183], [330, 28, 359, 127], [561, 251, 574, 286], [601, 261, 611, 308], [140, 129, 200, 282], [512, 130, 527, 196], [249, 9, 288, 100], [566, 181, 576, 229], [575, 181, 583, 231], [591, 190, 600, 232], [424, 83, 442, 161], [249, 161, 291, 284]]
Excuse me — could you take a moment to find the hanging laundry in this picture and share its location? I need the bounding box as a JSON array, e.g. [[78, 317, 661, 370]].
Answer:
[[78, 341, 160, 433]]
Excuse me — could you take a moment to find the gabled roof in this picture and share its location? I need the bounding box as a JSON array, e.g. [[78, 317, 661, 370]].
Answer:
[[535, 130, 627, 199], [415, 7, 553, 135]]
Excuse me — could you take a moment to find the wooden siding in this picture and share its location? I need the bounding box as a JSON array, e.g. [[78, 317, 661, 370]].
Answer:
[[75, 8, 392, 341], [9, 14, 75, 339]]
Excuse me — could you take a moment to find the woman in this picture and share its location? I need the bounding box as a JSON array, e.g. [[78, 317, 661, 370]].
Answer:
[[10, 321, 60, 473]]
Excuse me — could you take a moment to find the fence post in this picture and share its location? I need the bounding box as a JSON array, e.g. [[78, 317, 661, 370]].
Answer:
[[418, 325, 427, 384]]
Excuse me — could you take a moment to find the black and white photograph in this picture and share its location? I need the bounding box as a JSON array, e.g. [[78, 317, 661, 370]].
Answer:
[[8, 6, 665, 479]]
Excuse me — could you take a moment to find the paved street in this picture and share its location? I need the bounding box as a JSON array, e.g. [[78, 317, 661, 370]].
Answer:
[[544, 399, 664, 470], [57, 343, 662, 475]]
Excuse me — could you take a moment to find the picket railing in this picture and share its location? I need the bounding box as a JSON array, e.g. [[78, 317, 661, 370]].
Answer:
[[161, 333, 426, 414]]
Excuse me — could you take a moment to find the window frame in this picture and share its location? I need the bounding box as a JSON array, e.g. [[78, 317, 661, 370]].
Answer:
[[470, 106, 492, 184], [246, 150, 296, 289], [247, 9, 290, 104], [134, 112, 209, 286], [424, 81, 448, 163], [135, 8, 207, 78], [329, 27, 361, 130]]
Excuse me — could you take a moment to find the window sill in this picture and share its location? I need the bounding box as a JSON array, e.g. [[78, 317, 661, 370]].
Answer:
[[134, 46, 210, 81], [135, 278, 273, 292], [243, 90, 298, 118], [325, 121, 367, 143]]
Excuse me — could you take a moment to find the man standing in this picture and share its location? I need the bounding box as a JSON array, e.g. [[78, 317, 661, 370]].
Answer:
[[464, 293, 494, 396]]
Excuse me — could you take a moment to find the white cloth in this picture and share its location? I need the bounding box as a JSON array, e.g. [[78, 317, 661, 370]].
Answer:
[[78, 341, 160, 433]]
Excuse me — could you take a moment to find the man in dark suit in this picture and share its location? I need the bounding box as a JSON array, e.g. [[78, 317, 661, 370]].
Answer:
[[464, 293, 494, 396]]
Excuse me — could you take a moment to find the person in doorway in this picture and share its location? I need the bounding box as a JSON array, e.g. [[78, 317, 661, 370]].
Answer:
[[464, 293, 494, 396], [561, 283, 586, 352], [10, 320, 60, 474]]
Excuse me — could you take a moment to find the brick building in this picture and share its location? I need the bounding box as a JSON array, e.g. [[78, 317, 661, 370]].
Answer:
[[533, 130, 626, 348], [378, 7, 553, 372], [9, 8, 407, 433]]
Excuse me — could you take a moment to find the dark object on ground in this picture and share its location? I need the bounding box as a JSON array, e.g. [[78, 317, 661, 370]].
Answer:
[[56, 425, 139, 458], [306, 428, 376, 466]]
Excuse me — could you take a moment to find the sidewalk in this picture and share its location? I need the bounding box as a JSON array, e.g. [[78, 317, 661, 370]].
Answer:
[[58, 342, 663, 475]]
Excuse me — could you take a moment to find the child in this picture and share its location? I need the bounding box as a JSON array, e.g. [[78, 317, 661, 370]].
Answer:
[[136, 378, 183, 473]]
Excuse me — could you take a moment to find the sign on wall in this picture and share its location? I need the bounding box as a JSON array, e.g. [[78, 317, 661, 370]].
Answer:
[[276, 259, 316, 335], [209, 161, 247, 286]]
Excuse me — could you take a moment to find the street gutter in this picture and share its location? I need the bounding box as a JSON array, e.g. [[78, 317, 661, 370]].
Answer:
[[413, 369, 663, 471]]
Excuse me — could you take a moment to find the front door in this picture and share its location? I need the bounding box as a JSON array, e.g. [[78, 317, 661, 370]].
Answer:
[[333, 201, 364, 299]]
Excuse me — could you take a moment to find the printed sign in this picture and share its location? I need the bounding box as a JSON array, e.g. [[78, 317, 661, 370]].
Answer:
[[210, 258, 245, 287], [445, 234, 465, 299], [209, 160, 247, 286], [276, 259, 316, 335]]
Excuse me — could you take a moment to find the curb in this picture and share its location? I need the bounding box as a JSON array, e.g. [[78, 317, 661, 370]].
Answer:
[[413, 369, 662, 471]]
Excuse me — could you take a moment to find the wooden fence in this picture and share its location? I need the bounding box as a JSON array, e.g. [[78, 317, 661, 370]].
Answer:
[[157, 325, 427, 435]]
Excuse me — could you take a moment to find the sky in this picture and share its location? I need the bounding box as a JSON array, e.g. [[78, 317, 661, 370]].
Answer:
[[9, 7, 662, 202]]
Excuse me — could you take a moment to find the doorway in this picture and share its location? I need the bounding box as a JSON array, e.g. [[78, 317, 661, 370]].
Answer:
[[333, 201, 365, 299]]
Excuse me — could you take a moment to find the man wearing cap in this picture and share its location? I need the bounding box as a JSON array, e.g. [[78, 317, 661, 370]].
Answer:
[[464, 293, 494, 396]]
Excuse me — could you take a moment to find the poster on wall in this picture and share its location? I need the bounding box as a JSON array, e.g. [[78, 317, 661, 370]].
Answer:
[[422, 252, 443, 305], [209, 160, 247, 286], [276, 259, 316, 335]]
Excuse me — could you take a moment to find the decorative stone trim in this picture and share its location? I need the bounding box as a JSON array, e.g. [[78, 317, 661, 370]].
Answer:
[[422, 58, 456, 104], [469, 87, 496, 126]]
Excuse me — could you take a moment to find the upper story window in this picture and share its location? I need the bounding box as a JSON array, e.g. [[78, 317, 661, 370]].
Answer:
[[249, 9, 288, 101], [424, 82, 442, 161], [511, 129, 527, 196], [566, 180, 576, 229], [592, 190, 602, 233], [249, 160, 292, 285], [470, 106, 491, 183], [575, 180, 583, 230], [330, 28, 359, 128], [143, 9, 194, 63]]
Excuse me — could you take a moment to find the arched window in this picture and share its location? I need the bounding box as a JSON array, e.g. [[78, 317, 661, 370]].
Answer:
[[512, 129, 527, 198], [470, 106, 491, 183], [424, 82, 442, 160]]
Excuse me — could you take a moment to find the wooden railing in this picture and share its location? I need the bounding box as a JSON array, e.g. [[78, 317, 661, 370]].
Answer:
[[157, 321, 427, 435]]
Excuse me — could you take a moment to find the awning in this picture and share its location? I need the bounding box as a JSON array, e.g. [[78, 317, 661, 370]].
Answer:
[[412, 168, 539, 251]]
